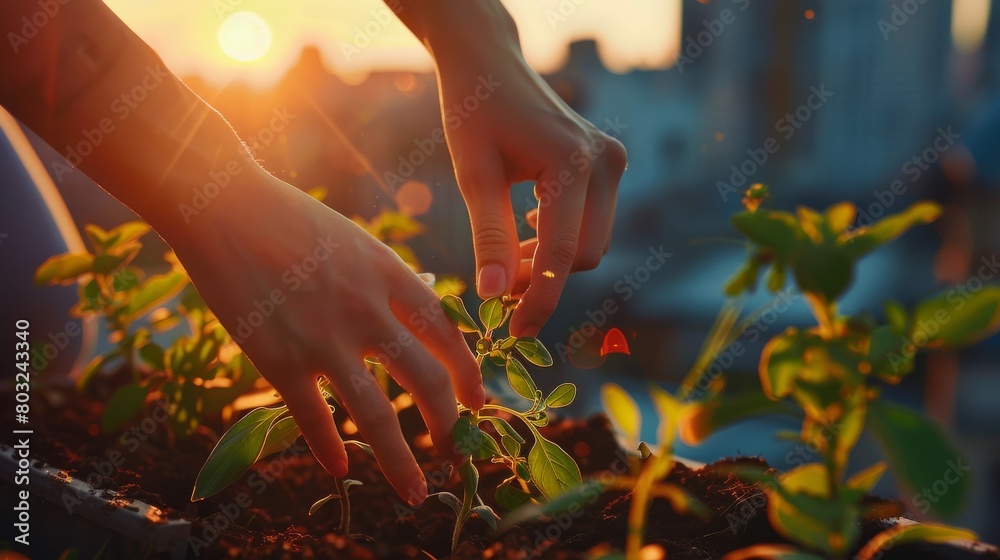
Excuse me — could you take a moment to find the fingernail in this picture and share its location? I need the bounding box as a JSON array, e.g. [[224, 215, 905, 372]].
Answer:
[[478, 264, 506, 298], [472, 385, 486, 409], [407, 478, 428, 507]]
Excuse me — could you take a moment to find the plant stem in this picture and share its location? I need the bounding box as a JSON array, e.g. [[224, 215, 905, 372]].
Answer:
[[334, 477, 350, 534], [452, 461, 477, 553], [625, 452, 669, 560], [805, 294, 837, 340]]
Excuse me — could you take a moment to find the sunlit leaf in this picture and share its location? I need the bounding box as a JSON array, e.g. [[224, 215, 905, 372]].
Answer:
[[479, 297, 505, 331], [844, 201, 941, 257], [500, 479, 602, 529], [855, 523, 978, 560], [35, 253, 94, 285], [824, 202, 857, 235], [867, 400, 968, 517], [679, 391, 790, 445], [441, 295, 480, 333], [527, 430, 582, 500], [544, 383, 576, 408], [103, 221, 151, 250], [258, 416, 301, 459], [515, 338, 553, 367], [473, 431, 503, 460], [911, 286, 1000, 348], [732, 210, 802, 253], [845, 462, 888, 493], [433, 492, 463, 516], [601, 383, 640, 446], [128, 271, 187, 318], [506, 358, 538, 401], [191, 406, 287, 500], [649, 384, 682, 449], [495, 479, 532, 511], [100, 383, 150, 433], [308, 493, 339, 516], [453, 415, 484, 457], [722, 544, 826, 560], [482, 416, 525, 445]]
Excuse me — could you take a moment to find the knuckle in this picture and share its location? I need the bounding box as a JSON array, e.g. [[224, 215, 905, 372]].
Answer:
[[574, 249, 603, 271], [547, 232, 579, 269], [473, 222, 512, 254], [604, 137, 628, 171], [355, 402, 396, 429]]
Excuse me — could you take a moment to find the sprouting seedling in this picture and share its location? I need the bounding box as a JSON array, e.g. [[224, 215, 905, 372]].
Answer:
[[191, 378, 373, 534], [678, 186, 995, 559], [599, 383, 710, 560], [436, 294, 581, 553]]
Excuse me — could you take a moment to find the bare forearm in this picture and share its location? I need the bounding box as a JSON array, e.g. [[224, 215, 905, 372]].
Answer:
[[388, 0, 524, 74], [0, 0, 261, 240]]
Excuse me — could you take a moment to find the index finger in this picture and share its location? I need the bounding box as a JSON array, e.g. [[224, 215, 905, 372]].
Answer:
[[510, 169, 590, 337]]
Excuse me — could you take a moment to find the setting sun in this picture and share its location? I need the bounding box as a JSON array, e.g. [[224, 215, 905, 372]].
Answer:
[[217, 11, 272, 62]]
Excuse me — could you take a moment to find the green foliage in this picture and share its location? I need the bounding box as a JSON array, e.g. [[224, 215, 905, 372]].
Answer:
[[35, 222, 261, 439], [681, 187, 991, 559], [438, 295, 581, 552]]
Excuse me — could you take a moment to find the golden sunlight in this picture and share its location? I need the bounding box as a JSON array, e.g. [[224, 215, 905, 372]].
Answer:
[[217, 11, 273, 62], [952, 0, 992, 54]]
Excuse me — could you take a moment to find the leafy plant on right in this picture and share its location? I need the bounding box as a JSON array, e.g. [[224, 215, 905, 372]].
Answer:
[[682, 187, 999, 560]]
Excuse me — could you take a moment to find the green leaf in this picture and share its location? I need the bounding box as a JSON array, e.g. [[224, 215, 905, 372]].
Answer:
[[679, 391, 790, 445], [515, 338, 554, 367], [544, 383, 576, 408], [515, 460, 531, 482], [76, 353, 113, 389], [500, 479, 602, 530], [138, 343, 166, 371], [527, 431, 582, 500], [884, 300, 908, 333], [867, 400, 969, 517], [441, 295, 480, 333], [855, 523, 978, 560], [500, 434, 521, 457], [482, 417, 525, 445], [454, 415, 484, 457], [601, 383, 641, 446], [100, 383, 150, 433], [649, 384, 683, 449], [191, 406, 287, 500], [258, 416, 301, 459], [825, 202, 857, 235], [506, 358, 538, 401], [309, 494, 340, 516], [34, 253, 94, 285], [473, 431, 504, 460], [495, 479, 532, 511], [759, 329, 811, 399], [459, 460, 480, 509], [789, 246, 853, 302], [470, 505, 500, 530], [845, 462, 888, 493], [128, 271, 187, 318], [433, 492, 463, 516], [911, 286, 1000, 348], [102, 221, 151, 250], [722, 544, 826, 560], [479, 297, 505, 331], [844, 201, 941, 257], [345, 440, 375, 458], [732, 210, 802, 253]]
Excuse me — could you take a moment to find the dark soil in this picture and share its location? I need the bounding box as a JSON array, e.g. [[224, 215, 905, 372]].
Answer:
[[1, 379, 995, 560]]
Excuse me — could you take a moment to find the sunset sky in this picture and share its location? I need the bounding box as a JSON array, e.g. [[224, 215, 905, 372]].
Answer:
[[104, 0, 682, 86], [104, 0, 990, 88]]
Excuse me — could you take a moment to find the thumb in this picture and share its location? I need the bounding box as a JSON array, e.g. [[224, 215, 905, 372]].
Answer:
[[456, 155, 519, 299]]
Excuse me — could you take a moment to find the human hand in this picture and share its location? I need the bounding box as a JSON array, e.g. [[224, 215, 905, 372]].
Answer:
[[168, 169, 483, 505], [439, 55, 627, 338]]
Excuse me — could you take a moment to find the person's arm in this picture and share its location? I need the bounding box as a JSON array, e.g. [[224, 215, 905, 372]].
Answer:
[[0, 0, 484, 505], [390, 0, 628, 337]]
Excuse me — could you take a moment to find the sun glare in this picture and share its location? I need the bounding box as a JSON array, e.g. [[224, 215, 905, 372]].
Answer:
[[217, 11, 272, 62]]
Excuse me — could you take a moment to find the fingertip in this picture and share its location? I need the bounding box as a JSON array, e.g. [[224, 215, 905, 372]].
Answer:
[[406, 477, 429, 507], [471, 384, 486, 410], [477, 263, 508, 299]]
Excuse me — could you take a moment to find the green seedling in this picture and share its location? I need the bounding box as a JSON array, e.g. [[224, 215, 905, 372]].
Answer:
[[679, 187, 995, 559], [438, 294, 581, 553], [35, 221, 260, 439]]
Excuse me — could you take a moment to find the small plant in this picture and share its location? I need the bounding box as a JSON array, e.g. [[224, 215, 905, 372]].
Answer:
[[35, 221, 260, 438], [678, 186, 998, 559], [190, 294, 582, 547], [437, 294, 581, 552]]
